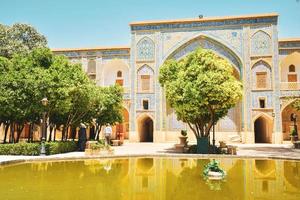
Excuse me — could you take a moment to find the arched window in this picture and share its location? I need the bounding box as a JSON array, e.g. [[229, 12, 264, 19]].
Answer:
[[137, 37, 154, 60], [289, 65, 296, 72], [117, 70, 122, 78]]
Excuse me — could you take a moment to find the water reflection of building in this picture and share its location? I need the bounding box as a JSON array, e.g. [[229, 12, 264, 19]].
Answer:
[[1, 158, 299, 200], [245, 159, 300, 200]]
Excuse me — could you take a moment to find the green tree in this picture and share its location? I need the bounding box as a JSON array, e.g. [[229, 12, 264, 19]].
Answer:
[[159, 48, 242, 153], [93, 85, 123, 140], [0, 23, 47, 58]]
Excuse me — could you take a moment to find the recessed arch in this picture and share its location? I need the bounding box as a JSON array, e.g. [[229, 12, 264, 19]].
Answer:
[[161, 33, 243, 78], [281, 100, 300, 141], [137, 64, 154, 92], [251, 59, 272, 89], [280, 51, 300, 82], [102, 59, 129, 87]]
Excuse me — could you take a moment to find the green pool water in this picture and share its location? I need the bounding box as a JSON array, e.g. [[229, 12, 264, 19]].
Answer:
[[0, 157, 300, 200]]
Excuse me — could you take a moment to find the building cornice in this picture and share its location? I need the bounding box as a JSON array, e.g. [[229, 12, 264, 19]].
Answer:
[[278, 38, 300, 50], [51, 46, 130, 52], [130, 13, 278, 31]]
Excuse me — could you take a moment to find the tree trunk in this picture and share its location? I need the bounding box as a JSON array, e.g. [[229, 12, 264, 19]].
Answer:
[[61, 126, 65, 141], [48, 125, 54, 142], [9, 122, 15, 143], [53, 127, 56, 142], [95, 125, 102, 140], [16, 124, 24, 143], [71, 126, 76, 141], [3, 123, 10, 144], [27, 123, 33, 143]]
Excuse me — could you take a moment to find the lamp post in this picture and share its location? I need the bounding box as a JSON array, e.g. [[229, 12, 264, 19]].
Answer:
[[40, 97, 48, 156]]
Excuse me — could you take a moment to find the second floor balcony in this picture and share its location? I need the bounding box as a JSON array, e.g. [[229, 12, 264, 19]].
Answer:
[[280, 82, 300, 90]]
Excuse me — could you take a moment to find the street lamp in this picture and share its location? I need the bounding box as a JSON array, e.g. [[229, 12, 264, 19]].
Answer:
[[40, 97, 48, 156]]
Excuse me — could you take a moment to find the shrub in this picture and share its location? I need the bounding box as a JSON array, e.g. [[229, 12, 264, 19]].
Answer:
[[0, 141, 78, 156], [0, 143, 40, 156]]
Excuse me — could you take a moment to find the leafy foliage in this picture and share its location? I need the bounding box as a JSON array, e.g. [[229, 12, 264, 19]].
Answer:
[[45, 141, 77, 155], [159, 48, 242, 139], [0, 141, 77, 155], [0, 23, 47, 58]]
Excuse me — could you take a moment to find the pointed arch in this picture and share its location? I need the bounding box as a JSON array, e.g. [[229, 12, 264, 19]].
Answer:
[[137, 113, 154, 142], [253, 113, 273, 143], [251, 59, 272, 69]]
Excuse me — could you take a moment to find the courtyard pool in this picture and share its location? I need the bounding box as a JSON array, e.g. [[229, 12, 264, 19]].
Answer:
[[0, 157, 300, 200]]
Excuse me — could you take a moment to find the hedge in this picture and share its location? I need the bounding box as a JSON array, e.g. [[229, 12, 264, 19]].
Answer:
[[0, 141, 78, 156], [45, 141, 77, 155]]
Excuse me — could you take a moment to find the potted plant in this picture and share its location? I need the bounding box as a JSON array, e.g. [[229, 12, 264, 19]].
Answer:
[[179, 130, 188, 146], [290, 128, 298, 142], [89, 143, 105, 155]]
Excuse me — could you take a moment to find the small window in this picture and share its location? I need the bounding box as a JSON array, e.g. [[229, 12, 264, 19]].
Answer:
[[289, 65, 296, 72], [117, 71, 122, 78], [259, 98, 265, 108], [143, 100, 149, 110]]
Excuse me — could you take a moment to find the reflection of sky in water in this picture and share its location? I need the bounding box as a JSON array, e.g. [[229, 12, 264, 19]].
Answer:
[[0, 158, 299, 200]]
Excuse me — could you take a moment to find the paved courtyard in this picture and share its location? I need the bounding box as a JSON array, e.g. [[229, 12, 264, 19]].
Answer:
[[0, 143, 299, 165]]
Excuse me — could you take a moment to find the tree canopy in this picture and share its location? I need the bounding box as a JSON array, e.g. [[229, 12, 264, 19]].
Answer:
[[0, 23, 47, 58], [159, 48, 243, 139], [0, 48, 123, 142]]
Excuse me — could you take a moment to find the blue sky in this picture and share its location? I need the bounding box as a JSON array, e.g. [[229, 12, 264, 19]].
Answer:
[[1, 0, 299, 48]]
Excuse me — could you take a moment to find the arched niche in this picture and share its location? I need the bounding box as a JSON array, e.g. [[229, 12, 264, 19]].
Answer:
[[251, 60, 272, 90], [137, 65, 154, 93]]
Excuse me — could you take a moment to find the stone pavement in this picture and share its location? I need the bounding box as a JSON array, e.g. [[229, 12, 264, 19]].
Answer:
[[0, 142, 300, 165]]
